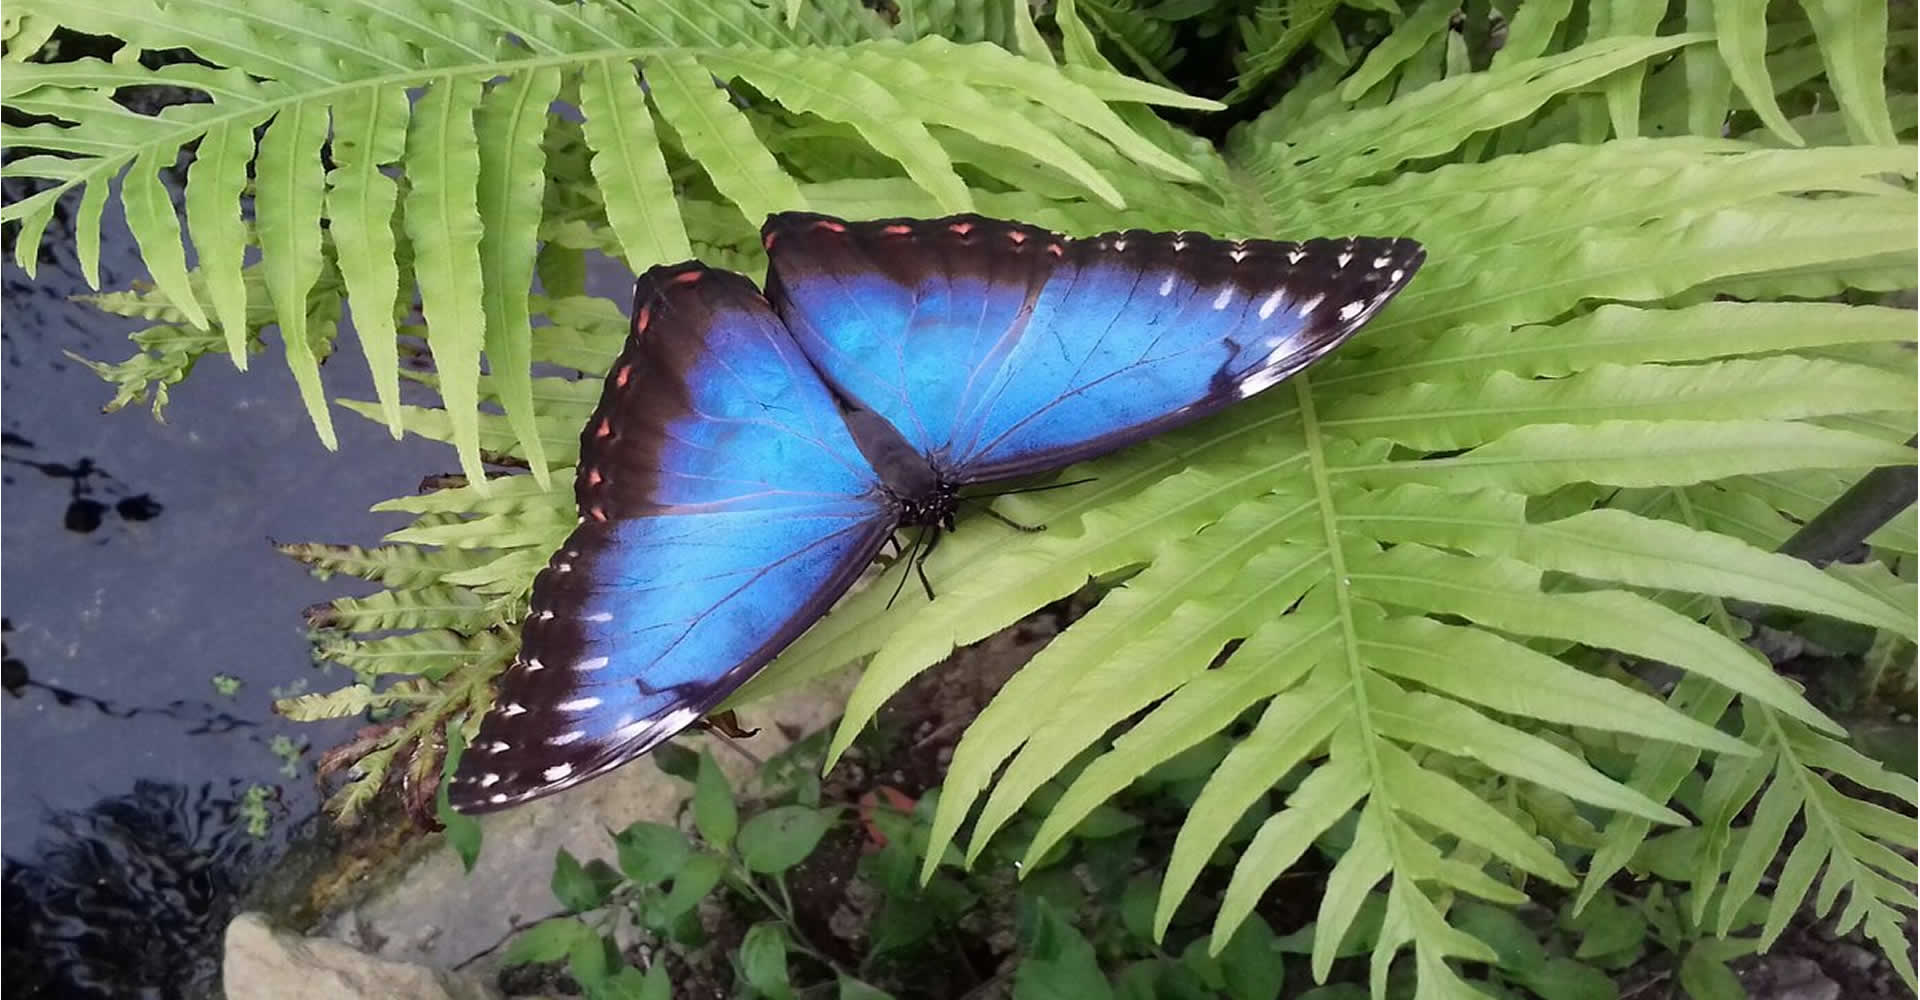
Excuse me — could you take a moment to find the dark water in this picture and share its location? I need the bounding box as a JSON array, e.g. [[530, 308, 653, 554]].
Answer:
[[2, 187, 447, 995]]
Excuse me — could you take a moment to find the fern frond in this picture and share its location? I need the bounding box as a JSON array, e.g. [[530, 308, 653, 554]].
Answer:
[[276, 540, 500, 587], [307, 584, 499, 633], [6, 0, 1198, 475]]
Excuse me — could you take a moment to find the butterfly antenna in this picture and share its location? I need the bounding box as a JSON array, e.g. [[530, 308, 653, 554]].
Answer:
[[958, 497, 1046, 533], [971, 476, 1098, 498]]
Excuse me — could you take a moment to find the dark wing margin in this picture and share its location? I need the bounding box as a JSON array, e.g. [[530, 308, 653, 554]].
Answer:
[[761, 212, 1425, 484], [450, 263, 893, 814]]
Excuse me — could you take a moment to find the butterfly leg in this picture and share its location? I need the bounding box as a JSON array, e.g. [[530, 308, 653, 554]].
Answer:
[[885, 527, 931, 608], [913, 526, 940, 601]]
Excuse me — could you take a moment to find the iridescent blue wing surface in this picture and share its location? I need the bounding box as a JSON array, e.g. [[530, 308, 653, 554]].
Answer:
[[450, 264, 894, 813], [761, 213, 1425, 483]]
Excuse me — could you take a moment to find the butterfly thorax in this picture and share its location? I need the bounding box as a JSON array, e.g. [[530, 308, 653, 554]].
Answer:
[[838, 404, 958, 529]]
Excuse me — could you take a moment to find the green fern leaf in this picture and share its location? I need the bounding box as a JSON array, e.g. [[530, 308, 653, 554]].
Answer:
[[256, 102, 337, 448], [404, 75, 490, 489], [183, 117, 263, 367], [578, 57, 692, 271], [476, 66, 561, 488], [326, 85, 410, 436]]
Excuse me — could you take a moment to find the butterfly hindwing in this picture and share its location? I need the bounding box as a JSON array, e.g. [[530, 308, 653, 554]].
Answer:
[[762, 213, 1425, 482], [450, 265, 895, 813]]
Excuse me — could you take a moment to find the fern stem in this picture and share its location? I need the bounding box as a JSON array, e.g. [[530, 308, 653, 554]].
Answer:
[[1775, 442, 1917, 567]]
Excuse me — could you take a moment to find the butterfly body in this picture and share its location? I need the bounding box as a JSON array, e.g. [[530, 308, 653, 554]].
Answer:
[[450, 213, 1423, 813]]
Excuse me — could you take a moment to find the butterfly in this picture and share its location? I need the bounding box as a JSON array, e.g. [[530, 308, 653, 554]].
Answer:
[[449, 212, 1423, 813]]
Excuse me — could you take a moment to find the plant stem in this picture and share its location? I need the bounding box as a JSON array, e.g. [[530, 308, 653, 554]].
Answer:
[[733, 864, 853, 980]]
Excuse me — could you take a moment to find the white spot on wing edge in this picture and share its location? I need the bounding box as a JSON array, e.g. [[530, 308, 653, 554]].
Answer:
[[1236, 364, 1289, 399], [501, 702, 528, 717], [479, 773, 501, 787], [579, 656, 610, 671], [1157, 274, 1175, 297], [583, 611, 613, 623], [547, 730, 586, 747], [1297, 293, 1324, 317], [543, 763, 574, 781], [557, 696, 603, 712], [1338, 299, 1368, 321], [1211, 287, 1234, 310], [1258, 289, 1286, 320]]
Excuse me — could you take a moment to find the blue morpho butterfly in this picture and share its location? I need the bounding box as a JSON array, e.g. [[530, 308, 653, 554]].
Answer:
[[450, 212, 1424, 813]]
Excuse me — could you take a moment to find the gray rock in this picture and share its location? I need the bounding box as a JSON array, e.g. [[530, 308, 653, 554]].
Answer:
[[322, 670, 856, 975], [223, 912, 501, 1000], [1741, 955, 1840, 1000]]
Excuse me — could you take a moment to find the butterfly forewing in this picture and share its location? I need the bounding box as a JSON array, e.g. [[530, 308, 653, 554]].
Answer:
[[762, 213, 1425, 483]]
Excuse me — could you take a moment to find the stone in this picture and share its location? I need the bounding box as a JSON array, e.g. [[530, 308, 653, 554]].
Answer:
[[223, 912, 500, 1000], [321, 669, 857, 974]]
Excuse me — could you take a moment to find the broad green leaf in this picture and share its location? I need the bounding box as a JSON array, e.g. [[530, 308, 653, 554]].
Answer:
[[739, 806, 836, 874], [551, 848, 619, 912], [656, 852, 727, 925], [615, 821, 692, 885], [503, 917, 593, 966], [741, 923, 795, 1000], [694, 748, 738, 847], [1015, 898, 1115, 1000]]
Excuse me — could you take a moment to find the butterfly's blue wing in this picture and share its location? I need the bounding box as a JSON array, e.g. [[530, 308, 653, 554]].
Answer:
[[451, 265, 894, 813], [762, 214, 1424, 483]]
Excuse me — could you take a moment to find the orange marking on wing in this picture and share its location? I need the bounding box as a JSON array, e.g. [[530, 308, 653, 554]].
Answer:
[[882, 224, 912, 236], [1007, 230, 1028, 244], [817, 219, 847, 233], [949, 222, 974, 236], [594, 418, 613, 438], [586, 467, 603, 486], [1045, 243, 1064, 257], [589, 505, 607, 522], [614, 365, 631, 388], [762, 231, 779, 250], [672, 270, 703, 285], [635, 305, 651, 333]]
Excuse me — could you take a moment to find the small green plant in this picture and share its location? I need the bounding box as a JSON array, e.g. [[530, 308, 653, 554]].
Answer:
[[498, 729, 1303, 1000], [211, 673, 242, 697], [501, 746, 853, 998]]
